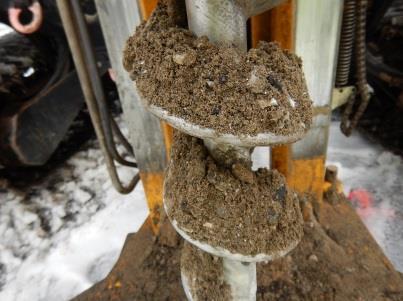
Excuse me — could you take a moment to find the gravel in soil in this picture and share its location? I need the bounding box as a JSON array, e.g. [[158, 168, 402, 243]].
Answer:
[[181, 241, 231, 301], [164, 132, 303, 256], [123, 4, 312, 136]]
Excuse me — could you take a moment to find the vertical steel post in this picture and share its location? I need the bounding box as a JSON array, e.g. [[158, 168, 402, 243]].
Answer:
[[94, 0, 168, 231], [287, 0, 343, 202]]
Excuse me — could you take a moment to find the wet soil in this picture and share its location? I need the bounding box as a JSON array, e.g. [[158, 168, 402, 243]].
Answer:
[[181, 241, 231, 301], [164, 132, 303, 256], [123, 4, 312, 136], [74, 194, 403, 301]]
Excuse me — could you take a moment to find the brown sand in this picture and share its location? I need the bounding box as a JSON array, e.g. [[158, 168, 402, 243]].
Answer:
[[181, 241, 231, 301], [123, 4, 312, 136], [164, 132, 303, 255]]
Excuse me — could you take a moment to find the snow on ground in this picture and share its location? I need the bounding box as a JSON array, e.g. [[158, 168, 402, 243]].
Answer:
[[0, 139, 148, 301], [327, 121, 403, 272]]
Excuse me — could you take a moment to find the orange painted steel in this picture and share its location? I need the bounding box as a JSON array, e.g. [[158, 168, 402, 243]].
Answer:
[[161, 122, 174, 159], [250, 0, 295, 50], [137, 0, 170, 231], [139, 0, 158, 19], [139, 172, 165, 233], [287, 157, 326, 202]]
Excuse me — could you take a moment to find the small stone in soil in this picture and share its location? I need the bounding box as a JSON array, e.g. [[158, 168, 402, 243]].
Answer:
[[267, 209, 279, 225], [211, 106, 220, 115], [231, 163, 255, 184], [257, 98, 278, 109], [276, 185, 287, 204], [173, 50, 197, 66], [219, 74, 228, 84], [267, 74, 283, 92]]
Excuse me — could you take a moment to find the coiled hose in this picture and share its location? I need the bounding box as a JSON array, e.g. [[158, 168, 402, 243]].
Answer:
[[341, 0, 371, 136]]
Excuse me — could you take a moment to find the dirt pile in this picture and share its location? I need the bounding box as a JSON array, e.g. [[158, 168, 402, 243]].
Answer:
[[123, 4, 312, 136], [74, 195, 403, 301], [164, 132, 303, 255], [256, 198, 403, 301]]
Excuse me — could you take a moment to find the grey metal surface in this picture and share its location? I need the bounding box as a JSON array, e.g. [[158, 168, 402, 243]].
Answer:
[[222, 259, 256, 301], [295, 0, 343, 108], [185, 0, 285, 51], [95, 0, 167, 172], [292, 113, 330, 159], [292, 0, 343, 159], [243, 0, 286, 16], [185, 0, 248, 51]]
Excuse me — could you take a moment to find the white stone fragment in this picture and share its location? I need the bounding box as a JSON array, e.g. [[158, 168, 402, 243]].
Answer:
[[288, 97, 296, 108]]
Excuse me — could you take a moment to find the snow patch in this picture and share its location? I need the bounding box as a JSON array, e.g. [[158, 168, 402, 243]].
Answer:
[[0, 137, 148, 300], [327, 121, 403, 272]]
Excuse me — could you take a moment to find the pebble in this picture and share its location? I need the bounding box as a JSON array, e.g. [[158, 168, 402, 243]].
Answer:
[[247, 65, 269, 94], [276, 185, 287, 205], [206, 80, 214, 88], [173, 50, 197, 66], [231, 163, 255, 184], [267, 74, 283, 91], [203, 222, 214, 229], [219, 74, 228, 84], [288, 96, 296, 108], [257, 97, 278, 109], [211, 106, 221, 115], [267, 209, 279, 225]]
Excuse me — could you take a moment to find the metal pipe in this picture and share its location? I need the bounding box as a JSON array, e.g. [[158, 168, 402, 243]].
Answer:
[[185, 0, 248, 51], [56, 0, 138, 194], [70, 0, 137, 168], [111, 117, 136, 159]]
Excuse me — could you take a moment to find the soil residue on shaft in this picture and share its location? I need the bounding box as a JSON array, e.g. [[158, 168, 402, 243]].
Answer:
[[123, 4, 313, 136], [164, 132, 303, 256], [181, 242, 231, 301]]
